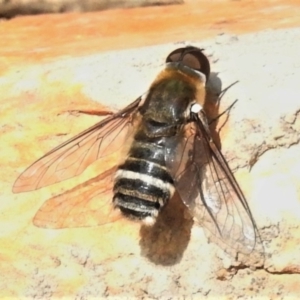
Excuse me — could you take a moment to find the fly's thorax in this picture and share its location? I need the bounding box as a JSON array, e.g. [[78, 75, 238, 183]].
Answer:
[[151, 64, 206, 104], [113, 137, 174, 225], [138, 66, 206, 138]]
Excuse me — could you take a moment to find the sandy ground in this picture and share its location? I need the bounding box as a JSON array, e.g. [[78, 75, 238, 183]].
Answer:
[[2, 27, 300, 298]]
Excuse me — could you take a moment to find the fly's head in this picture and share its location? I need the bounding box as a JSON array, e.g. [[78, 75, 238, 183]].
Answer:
[[165, 46, 210, 81]]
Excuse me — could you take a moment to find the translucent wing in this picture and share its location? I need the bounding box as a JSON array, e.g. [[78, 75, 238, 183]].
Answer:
[[165, 113, 258, 255], [33, 167, 122, 228], [13, 97, 141, 193]]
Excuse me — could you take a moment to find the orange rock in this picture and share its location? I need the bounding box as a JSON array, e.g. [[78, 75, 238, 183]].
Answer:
[[2, 1, 300, 298]]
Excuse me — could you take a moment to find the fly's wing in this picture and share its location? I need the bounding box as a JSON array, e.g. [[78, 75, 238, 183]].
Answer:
[[165, 115, 258, 255], [33, 167, 122, 228], [13, 97, 141, 193]]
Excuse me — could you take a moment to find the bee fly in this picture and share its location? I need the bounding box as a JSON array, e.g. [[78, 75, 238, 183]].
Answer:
[[13, 46, 260, 255], [113, 48, 210, 225]]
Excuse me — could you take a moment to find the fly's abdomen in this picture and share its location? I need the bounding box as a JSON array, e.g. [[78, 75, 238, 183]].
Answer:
[[113, 140, 174, 224]]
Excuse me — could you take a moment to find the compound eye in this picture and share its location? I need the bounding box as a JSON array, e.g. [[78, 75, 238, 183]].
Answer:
[[165, 46, 210, 80]]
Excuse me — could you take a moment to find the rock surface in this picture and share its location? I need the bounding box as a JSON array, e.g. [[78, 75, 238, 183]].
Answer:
[[1, 1, 300, 298]]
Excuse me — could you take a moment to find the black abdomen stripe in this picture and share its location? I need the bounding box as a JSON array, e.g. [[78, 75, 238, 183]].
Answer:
[[113, 140, 174, 221], [129, 142, 165, 164]]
